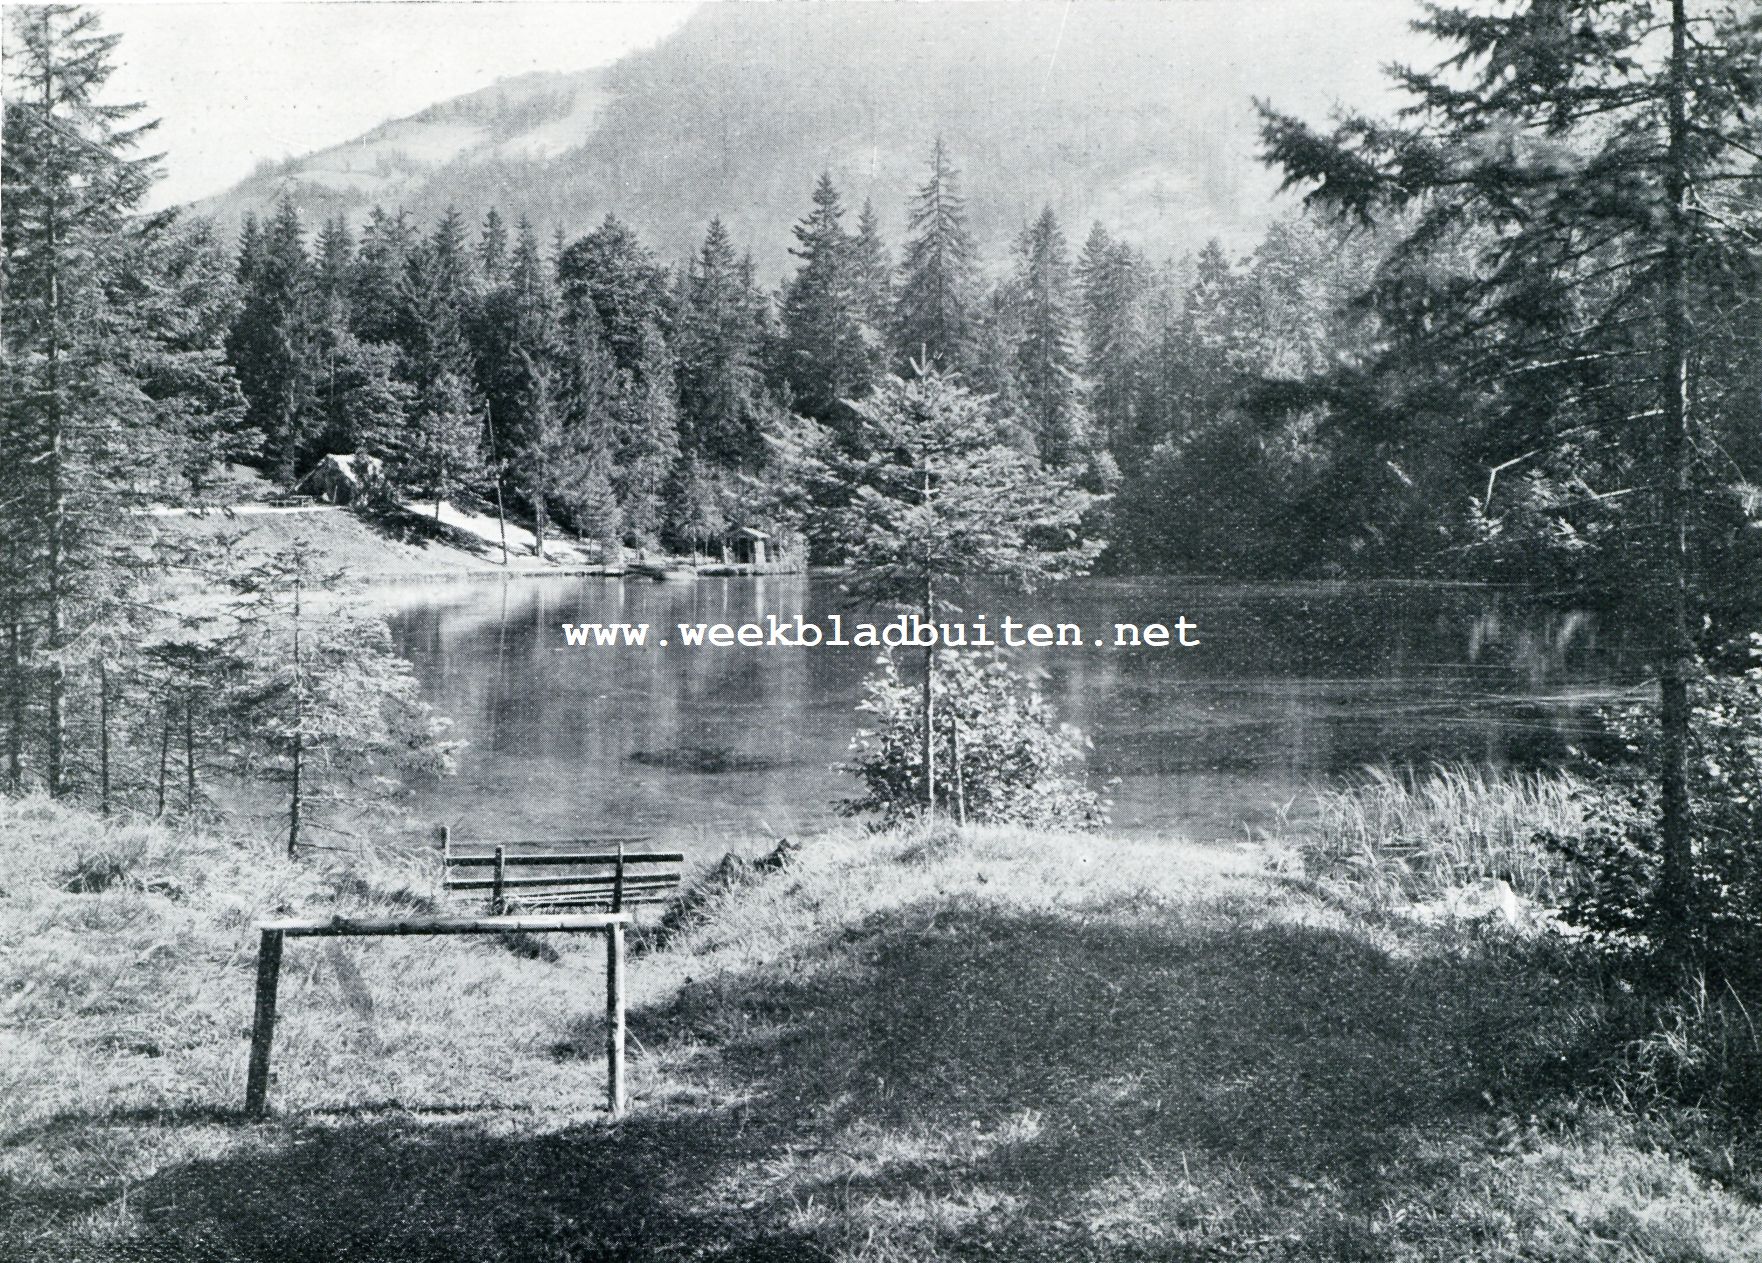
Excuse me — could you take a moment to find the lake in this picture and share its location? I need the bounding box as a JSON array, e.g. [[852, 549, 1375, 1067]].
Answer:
[[383, 576, 1647, 853]]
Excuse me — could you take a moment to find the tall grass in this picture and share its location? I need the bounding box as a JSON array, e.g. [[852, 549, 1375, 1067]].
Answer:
[[1304, 762, 1585, 904], [8, 794, 1761, 1260]]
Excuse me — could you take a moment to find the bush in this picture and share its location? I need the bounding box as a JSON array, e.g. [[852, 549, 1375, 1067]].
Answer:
[[839, 649, 1108, 830], [1543, 636, 1762, 982]]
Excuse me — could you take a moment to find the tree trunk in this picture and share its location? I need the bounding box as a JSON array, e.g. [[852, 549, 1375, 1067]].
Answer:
[[5, 610, 24, 795], [951, 715, 966, 827], [485, 406, 509, 565], [156, 704, 170, 817], [1656, 0, 1696, 961], [288, 576, 303, 857], [98, 660, 110, 817], [922, 578, 936, 819], [533, 491, 548, 558], [43, 71, 67, 798], [184, 695, 196, 814]]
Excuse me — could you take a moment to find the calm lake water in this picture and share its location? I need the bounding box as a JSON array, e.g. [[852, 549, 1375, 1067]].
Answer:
[[382, 576, 1646, 853]]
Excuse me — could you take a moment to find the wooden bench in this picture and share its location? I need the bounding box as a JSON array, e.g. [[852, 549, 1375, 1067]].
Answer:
[[439, 826, 685, 915]]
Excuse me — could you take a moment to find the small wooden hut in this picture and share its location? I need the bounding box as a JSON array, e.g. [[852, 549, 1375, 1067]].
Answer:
[[296, 453, 385, 505], [726, 526, 771, 566]]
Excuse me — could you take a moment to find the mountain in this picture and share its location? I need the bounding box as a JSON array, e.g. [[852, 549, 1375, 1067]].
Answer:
[[189, 2, 1415, 278]]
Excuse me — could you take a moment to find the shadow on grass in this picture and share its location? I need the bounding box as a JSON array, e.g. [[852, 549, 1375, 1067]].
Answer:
[[68, 898, 1588, 1261], [352, 502, 498, 560]]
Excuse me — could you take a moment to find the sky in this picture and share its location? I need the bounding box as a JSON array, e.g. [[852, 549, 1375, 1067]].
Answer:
[[87, 1, 699, 209], [48, 1, 1426, 215]]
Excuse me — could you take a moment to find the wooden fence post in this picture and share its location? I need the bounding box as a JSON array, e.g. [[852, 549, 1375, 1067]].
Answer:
[[605, 922, 626, 1117], [492, 844, 507, 915], [244, 928, 285, 1117]]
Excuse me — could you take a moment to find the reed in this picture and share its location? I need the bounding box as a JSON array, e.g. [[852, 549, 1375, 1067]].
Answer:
[[1304, 762, 1586, 904]]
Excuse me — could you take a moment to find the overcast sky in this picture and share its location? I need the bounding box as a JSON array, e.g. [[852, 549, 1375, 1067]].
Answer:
[[68, 1, 1423, 213], [90, 2, 698, 209]]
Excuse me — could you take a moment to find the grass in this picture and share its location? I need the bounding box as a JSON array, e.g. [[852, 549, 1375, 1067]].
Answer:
[[3, 792, 1760, 1261], [1296, 762, 1587, 906]]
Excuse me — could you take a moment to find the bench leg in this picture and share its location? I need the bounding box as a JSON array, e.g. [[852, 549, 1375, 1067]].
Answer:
[[245, 929, 285, 1118], [605, 922, 626, 1117]]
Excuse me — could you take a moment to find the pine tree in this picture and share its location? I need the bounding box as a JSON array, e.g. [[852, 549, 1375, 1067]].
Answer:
[[1259, 0, 1762, 958], [556, 214, 672, 378], [477, 208, 509, 287], [668, 455, 727, 561], [350, 205, 416, 349], [2, 4, 170, 794], [120, 215, 253, 497], [1076, 222, 1147, 451], [676, 218, 765, 469], [314, 213, 354, 309], [850, 199, 894, 341], [229, 193, 320, 483], [1013, 206, 1092, 469], [616, 323, 683, 547], [828, 367, 1103, 814], [222, 539, 457, 856], [405, 368, 485, 519], [894, 138, 976, 373], [778, 173, 871, 432]]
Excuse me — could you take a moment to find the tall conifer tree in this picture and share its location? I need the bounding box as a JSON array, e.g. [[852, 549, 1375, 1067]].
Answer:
[[894, 138, 976, 373], [778, 173, 871, 432]]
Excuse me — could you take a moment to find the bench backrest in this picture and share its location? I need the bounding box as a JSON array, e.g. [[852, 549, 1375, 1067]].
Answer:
[[440, 827, 684, 913]]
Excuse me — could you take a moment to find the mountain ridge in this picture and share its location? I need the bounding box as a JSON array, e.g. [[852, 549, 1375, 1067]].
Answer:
[[190, 2, 1414, 278]]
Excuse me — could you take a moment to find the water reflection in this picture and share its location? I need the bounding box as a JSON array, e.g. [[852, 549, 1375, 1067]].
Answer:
[[382, 577, 1643, 852]]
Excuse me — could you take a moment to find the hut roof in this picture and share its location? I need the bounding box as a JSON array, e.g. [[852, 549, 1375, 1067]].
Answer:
[[297, 453, 384, 490], [727, 525, 771, 541]]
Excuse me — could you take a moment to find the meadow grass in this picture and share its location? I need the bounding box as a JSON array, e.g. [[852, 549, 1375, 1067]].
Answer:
[[3, 792, 1759, 1261]]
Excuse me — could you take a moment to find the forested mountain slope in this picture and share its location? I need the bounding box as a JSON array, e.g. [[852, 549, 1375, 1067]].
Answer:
[[190, 2, 1408, 276]]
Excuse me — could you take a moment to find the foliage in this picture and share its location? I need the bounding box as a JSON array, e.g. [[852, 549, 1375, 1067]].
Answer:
[[1543, 642, 1762, 979], [776, 173, 874, 434], [220, 540, 459, 855], [1304, 761, 1585, 907], [2, 5, 247, 799], [893, 138, 976, 373], [840, 649, 1105, 829], [829, 368, 1103, 612]]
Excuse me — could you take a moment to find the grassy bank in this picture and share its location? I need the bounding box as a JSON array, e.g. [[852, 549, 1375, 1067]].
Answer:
[[153, 502, 602, 585], [3, 793, 1759, 1261]]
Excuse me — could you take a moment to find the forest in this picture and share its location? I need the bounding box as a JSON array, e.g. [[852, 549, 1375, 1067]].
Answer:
[[118, 125, 1762, 610], [212, 152, 1397, 579]]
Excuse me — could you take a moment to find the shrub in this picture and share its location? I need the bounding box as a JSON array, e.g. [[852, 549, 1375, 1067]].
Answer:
[[839, 650, 1107, 830], [1543, 636, 1762, 982]]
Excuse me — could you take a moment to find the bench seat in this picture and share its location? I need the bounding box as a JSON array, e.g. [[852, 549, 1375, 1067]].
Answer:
[[440, 829, 684, 913]]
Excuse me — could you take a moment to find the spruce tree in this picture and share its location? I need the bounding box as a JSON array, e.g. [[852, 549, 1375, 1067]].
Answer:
[[1013, 206, 1092, 469], [1076, 222, 1147, 451], [616, 323, 683, 547], [222, 539, 457, 856], [829, 367, 1103, 814], [556, 214, 671, 377], [477, 208, 509, 287], [2, 4, 170, 794], [350, 205, 416, 350], [676, 218, 765, 470], [850, 199, 894, 341], [894, 138, 976, 373], [1259, 0, 1762, 959], [778, 173, 871, 432], [229, 193, 319, 483]]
